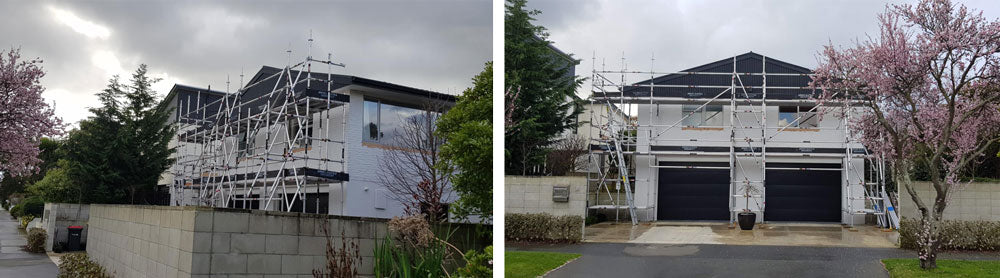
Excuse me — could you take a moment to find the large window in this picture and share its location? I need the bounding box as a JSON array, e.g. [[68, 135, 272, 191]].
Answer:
[[778, 106, 818, 128], [681, 105, 723, 127], [362, 98, 430, 145]]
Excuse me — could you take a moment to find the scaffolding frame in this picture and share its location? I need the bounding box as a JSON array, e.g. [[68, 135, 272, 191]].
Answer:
[[587, 53, 898, 228], [171, 51, 350, 213]]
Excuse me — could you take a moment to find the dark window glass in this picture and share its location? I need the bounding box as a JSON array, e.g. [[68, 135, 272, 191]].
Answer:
[[363, 100, 379, 142]]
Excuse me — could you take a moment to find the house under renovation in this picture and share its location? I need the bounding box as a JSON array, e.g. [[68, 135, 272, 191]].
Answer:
[[164, 57, 455, 220], [587, 52, 898, 227]]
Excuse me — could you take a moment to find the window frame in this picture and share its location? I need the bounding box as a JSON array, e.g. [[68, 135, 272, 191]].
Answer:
[[362, 97, 428, 145], [778, 106, 818, 128], [681, 105, 723, 127]]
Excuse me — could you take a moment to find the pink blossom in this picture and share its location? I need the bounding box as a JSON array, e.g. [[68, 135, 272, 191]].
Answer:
[[0, 48, 63, 177], [811, 0, 1000, 268]]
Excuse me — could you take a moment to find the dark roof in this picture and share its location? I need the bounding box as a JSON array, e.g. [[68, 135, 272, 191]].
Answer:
[[171, 66, 455, 141], [531, 34, 574, 63], [160, 84, 229, 122], [249, 66, 456, 102], [616, 52, 818, 100]]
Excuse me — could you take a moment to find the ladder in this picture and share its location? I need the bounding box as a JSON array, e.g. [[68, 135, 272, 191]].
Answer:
[[608, 120, 638, 225], [844, 102, 899, 229], [586, 56, 639, 225], [846, 147, 900, 229]]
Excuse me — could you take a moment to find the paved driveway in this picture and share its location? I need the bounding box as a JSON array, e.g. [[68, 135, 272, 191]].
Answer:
[[586, 222, 898, 248], [511, 242, 1000, 278], [0, 209, 58, 277]]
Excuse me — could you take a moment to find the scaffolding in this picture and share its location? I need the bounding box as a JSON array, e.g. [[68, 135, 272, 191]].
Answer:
[[587, 52, 899, 228], [170, 50, 350, 213]]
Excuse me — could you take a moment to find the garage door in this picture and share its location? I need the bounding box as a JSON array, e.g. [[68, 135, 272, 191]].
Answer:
[[657, 162, 729, 220], [764, 163, 841, 222]]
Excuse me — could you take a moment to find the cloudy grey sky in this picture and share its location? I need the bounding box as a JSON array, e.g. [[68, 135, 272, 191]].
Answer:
[[0, 0, 491, 127], [525, 0, 999, 98]]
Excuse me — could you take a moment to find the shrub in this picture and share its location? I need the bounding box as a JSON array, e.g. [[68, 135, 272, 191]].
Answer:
[[25, 227, 45, 253], [21, 197, 44, 218], [505, 213, 583, 242], [19, 215, 35, 229], [374, 215, 458, 278], [9, 203, 24, 218], [312, 220, 360, 278], [456, 245, 492, 278], [899, 219, 1000, 251], [57, 253, 111, 278]]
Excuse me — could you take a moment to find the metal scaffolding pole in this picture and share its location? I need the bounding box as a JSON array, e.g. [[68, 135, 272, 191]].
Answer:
[[171, 49, 348, 213]]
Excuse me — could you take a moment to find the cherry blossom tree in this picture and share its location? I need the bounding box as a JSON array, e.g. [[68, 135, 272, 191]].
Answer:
[[812, 0, 1000, 269], [0, 48, 63, 178]]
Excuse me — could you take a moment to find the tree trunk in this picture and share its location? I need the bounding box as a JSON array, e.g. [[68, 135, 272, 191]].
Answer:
[[915, 179, 950, 270], [917, 215, 938, 269], [897, 161, 941, 270]]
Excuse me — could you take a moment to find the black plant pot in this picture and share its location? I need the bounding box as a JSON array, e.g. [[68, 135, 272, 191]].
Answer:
[[738, 212, 756, 230]]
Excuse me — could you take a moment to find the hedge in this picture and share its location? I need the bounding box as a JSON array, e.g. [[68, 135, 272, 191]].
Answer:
[[505, 213, 583, 242], [899, 219, 1000, 251], [58, 253, 111, 278]]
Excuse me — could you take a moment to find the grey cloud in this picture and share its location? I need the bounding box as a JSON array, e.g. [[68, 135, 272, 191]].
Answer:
[[525, 0, 999, 98], [0, 0, 491, 126]]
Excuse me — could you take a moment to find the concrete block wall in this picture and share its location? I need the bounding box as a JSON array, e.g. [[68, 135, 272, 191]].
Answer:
[[87, 204, 388, 278], [505, 176, 587, 217], [41, 203, 89, 252], [899, 182, 1000, 221]]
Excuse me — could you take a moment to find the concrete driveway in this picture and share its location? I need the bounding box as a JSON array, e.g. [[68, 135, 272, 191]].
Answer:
[[585, 222, 898, 248], [0, 209, 58, 278], [511, 242, 1000, 278]]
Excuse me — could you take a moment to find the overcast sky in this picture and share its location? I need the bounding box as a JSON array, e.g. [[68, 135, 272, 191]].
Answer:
[[0, 1, 491, 127], [525, 0, 999, 98]]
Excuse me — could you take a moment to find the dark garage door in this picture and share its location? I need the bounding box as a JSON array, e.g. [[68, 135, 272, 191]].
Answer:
[[657, 162, 729, 220], [764, 163, 841, 222]]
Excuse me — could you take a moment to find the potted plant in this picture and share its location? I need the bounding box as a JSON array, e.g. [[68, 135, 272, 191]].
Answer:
[[737, 183, 760, 230]]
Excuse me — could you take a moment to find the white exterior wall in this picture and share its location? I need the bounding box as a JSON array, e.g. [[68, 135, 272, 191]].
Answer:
[[635, 102, 866, 224], [168, 86, 453, 221], [341, 89, 457, 219]]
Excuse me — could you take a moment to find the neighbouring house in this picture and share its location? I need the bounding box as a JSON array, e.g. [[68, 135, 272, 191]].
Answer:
[[589, 52, 885, 225], [574, 102, 629, 173], [161, 63, 456, 220]]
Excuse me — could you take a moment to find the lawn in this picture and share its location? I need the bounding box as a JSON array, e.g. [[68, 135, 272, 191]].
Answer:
[[506, 251, 581, 278], [882, 258, 1000, 277]]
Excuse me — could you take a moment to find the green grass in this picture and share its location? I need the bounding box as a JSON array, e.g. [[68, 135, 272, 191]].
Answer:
[[506, 251, 581, 278], [882, 258, 1000, 277]]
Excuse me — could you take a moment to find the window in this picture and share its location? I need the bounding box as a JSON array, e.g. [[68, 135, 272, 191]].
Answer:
[[362, 98, 432, 146], [237, 132, 248, 154], [363, 100, 380, 142], [681, 105, 723, 127], [778, 106, 818, 128], [245, 131, 256, 155], [288, 118, 313, 147]]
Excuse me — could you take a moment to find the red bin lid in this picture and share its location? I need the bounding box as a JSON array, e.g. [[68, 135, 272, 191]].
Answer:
[[68, 226, 83, 229]]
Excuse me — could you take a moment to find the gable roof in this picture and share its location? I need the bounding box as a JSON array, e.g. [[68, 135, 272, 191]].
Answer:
[[618, 52, 817, 100]]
